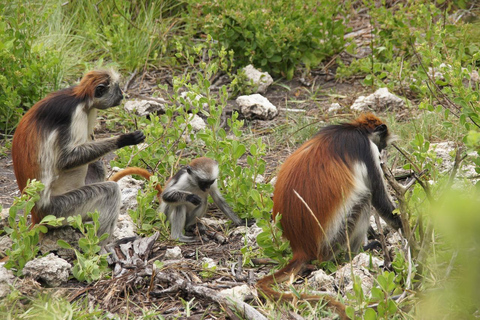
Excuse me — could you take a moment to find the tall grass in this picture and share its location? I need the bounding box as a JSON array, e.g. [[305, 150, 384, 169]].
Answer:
[[0, 0, 185, 134]]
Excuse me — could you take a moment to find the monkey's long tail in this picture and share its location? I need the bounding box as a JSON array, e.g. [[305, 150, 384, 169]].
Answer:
[[256, 254, 347, 320], [109, 167, 163, 198]]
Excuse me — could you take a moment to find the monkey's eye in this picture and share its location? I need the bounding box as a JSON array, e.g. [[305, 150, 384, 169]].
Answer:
[[95, 84, 108, 98]]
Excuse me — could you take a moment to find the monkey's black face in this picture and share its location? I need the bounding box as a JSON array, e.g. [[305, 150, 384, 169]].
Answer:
[[371, 124, 389, 152], [93, 82, 124, 110], [198, 179, 216, 192]]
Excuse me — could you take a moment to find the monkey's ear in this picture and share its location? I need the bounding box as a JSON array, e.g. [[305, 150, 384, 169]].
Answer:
[[95, 84, 107, 98], [186, 166, 192, 175], [374, 124, 387, 134]]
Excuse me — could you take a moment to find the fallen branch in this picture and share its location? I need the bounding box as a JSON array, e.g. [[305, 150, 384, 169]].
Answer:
[[154, 271, 267, 320]]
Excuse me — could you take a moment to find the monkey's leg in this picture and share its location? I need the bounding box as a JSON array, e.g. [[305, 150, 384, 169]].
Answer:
[[42, 181, 121, 244], [347, 202, 371, 255], [85, 160, 107, 184], [169, 205, 197, 242]]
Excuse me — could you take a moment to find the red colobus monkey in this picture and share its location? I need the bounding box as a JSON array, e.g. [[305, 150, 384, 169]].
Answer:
[[159, 157, 244, 242], [257, 113, 402, 318], [12, 70, 145, 243]]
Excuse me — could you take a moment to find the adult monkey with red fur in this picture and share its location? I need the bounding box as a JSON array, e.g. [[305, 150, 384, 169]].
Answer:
[[257, 113, 403, 318], [12, 70, 145, 243]]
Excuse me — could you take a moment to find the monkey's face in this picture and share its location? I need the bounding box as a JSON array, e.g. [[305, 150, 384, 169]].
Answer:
[[370, 123, 390, 152], [92, 81, 124, 110], [197, 178, 216, 192], [187, 166, 217, 192]]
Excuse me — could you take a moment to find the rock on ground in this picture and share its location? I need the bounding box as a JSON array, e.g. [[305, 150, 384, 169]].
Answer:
[[165, 246, 182, 260], [188, 113, 206, 131], [309, 269, 336, 293], [236, 94, 278, 120], [328, 102, 343, 114], [0, 236, 12, 258], [351, 88, 404, 112], [38, 227, 80, 259], [23, 253, 72, 287], [242, 64, 274, 94], [335, 253, 383, 296], [124, 99, 165, 116], [113, 213, 137, 240], [220, 284, 254, 302], [0, 264, 15, 298]]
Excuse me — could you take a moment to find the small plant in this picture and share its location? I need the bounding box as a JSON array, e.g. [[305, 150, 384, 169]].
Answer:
[[0, 291, 104, 319], [179, 297, 197, 317], [345, 271, 403, 320], [128, 175, 170, 238], [57, 211, 110, 283], [4, 179, 63, 276], [199, 260, 217, 279], [256, 213, 291, 265]]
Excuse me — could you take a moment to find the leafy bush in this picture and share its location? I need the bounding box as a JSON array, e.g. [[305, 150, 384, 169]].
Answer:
[[186, 0, 347, 79], [0, 3, 64, 135], [4, 180, 63, 276]]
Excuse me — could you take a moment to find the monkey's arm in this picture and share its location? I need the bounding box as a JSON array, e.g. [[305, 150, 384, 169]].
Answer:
[[210, 185, 244, 226], [162, 188, 202, 206], [369, 165, 402, 230], [58, 131, 145, 170]]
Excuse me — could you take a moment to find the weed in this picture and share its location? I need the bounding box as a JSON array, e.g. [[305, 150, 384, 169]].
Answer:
[[4, 180, 63, 276], [57, 211, 110, 283]]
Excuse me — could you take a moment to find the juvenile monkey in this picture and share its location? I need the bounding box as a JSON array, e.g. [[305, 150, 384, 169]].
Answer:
[[12, 70, 145, 243], [159, 157, 244, 242], [257, 114, 402, 319]]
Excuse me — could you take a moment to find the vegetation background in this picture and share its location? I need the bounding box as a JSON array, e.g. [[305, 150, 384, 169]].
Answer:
[[0, 0, 480, 319]]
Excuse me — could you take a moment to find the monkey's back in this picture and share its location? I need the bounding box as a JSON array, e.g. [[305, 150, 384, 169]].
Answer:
[[272, 126, 367, 260], [12, 106, 42, 193]]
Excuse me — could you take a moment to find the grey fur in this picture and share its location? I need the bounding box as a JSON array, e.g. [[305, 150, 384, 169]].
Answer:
[[159, 160, 243, 242]]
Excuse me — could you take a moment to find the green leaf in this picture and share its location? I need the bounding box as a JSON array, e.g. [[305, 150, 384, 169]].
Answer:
[[364, 308, 377, 320], [250, 144, 257, 156], [57, 240, 72, 249], [234, 144, 246, 159]]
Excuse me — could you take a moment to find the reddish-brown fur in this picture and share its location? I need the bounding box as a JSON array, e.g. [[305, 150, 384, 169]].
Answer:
[[257, 113, 387, 319], [12, 110, 40, 196], [109, 167, 163, 200], [72, 71, 110, 100]]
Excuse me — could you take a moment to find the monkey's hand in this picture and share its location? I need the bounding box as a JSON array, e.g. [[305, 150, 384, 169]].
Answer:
[[186, 194, 202, 206], [117, 131, 146, 148]]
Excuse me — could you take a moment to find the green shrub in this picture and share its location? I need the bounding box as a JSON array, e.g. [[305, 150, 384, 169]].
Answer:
[[0, 3, 64, 135], [57, 211, 110, 283], [4, 180, 63, 276], [186, 0, 347, 79]]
